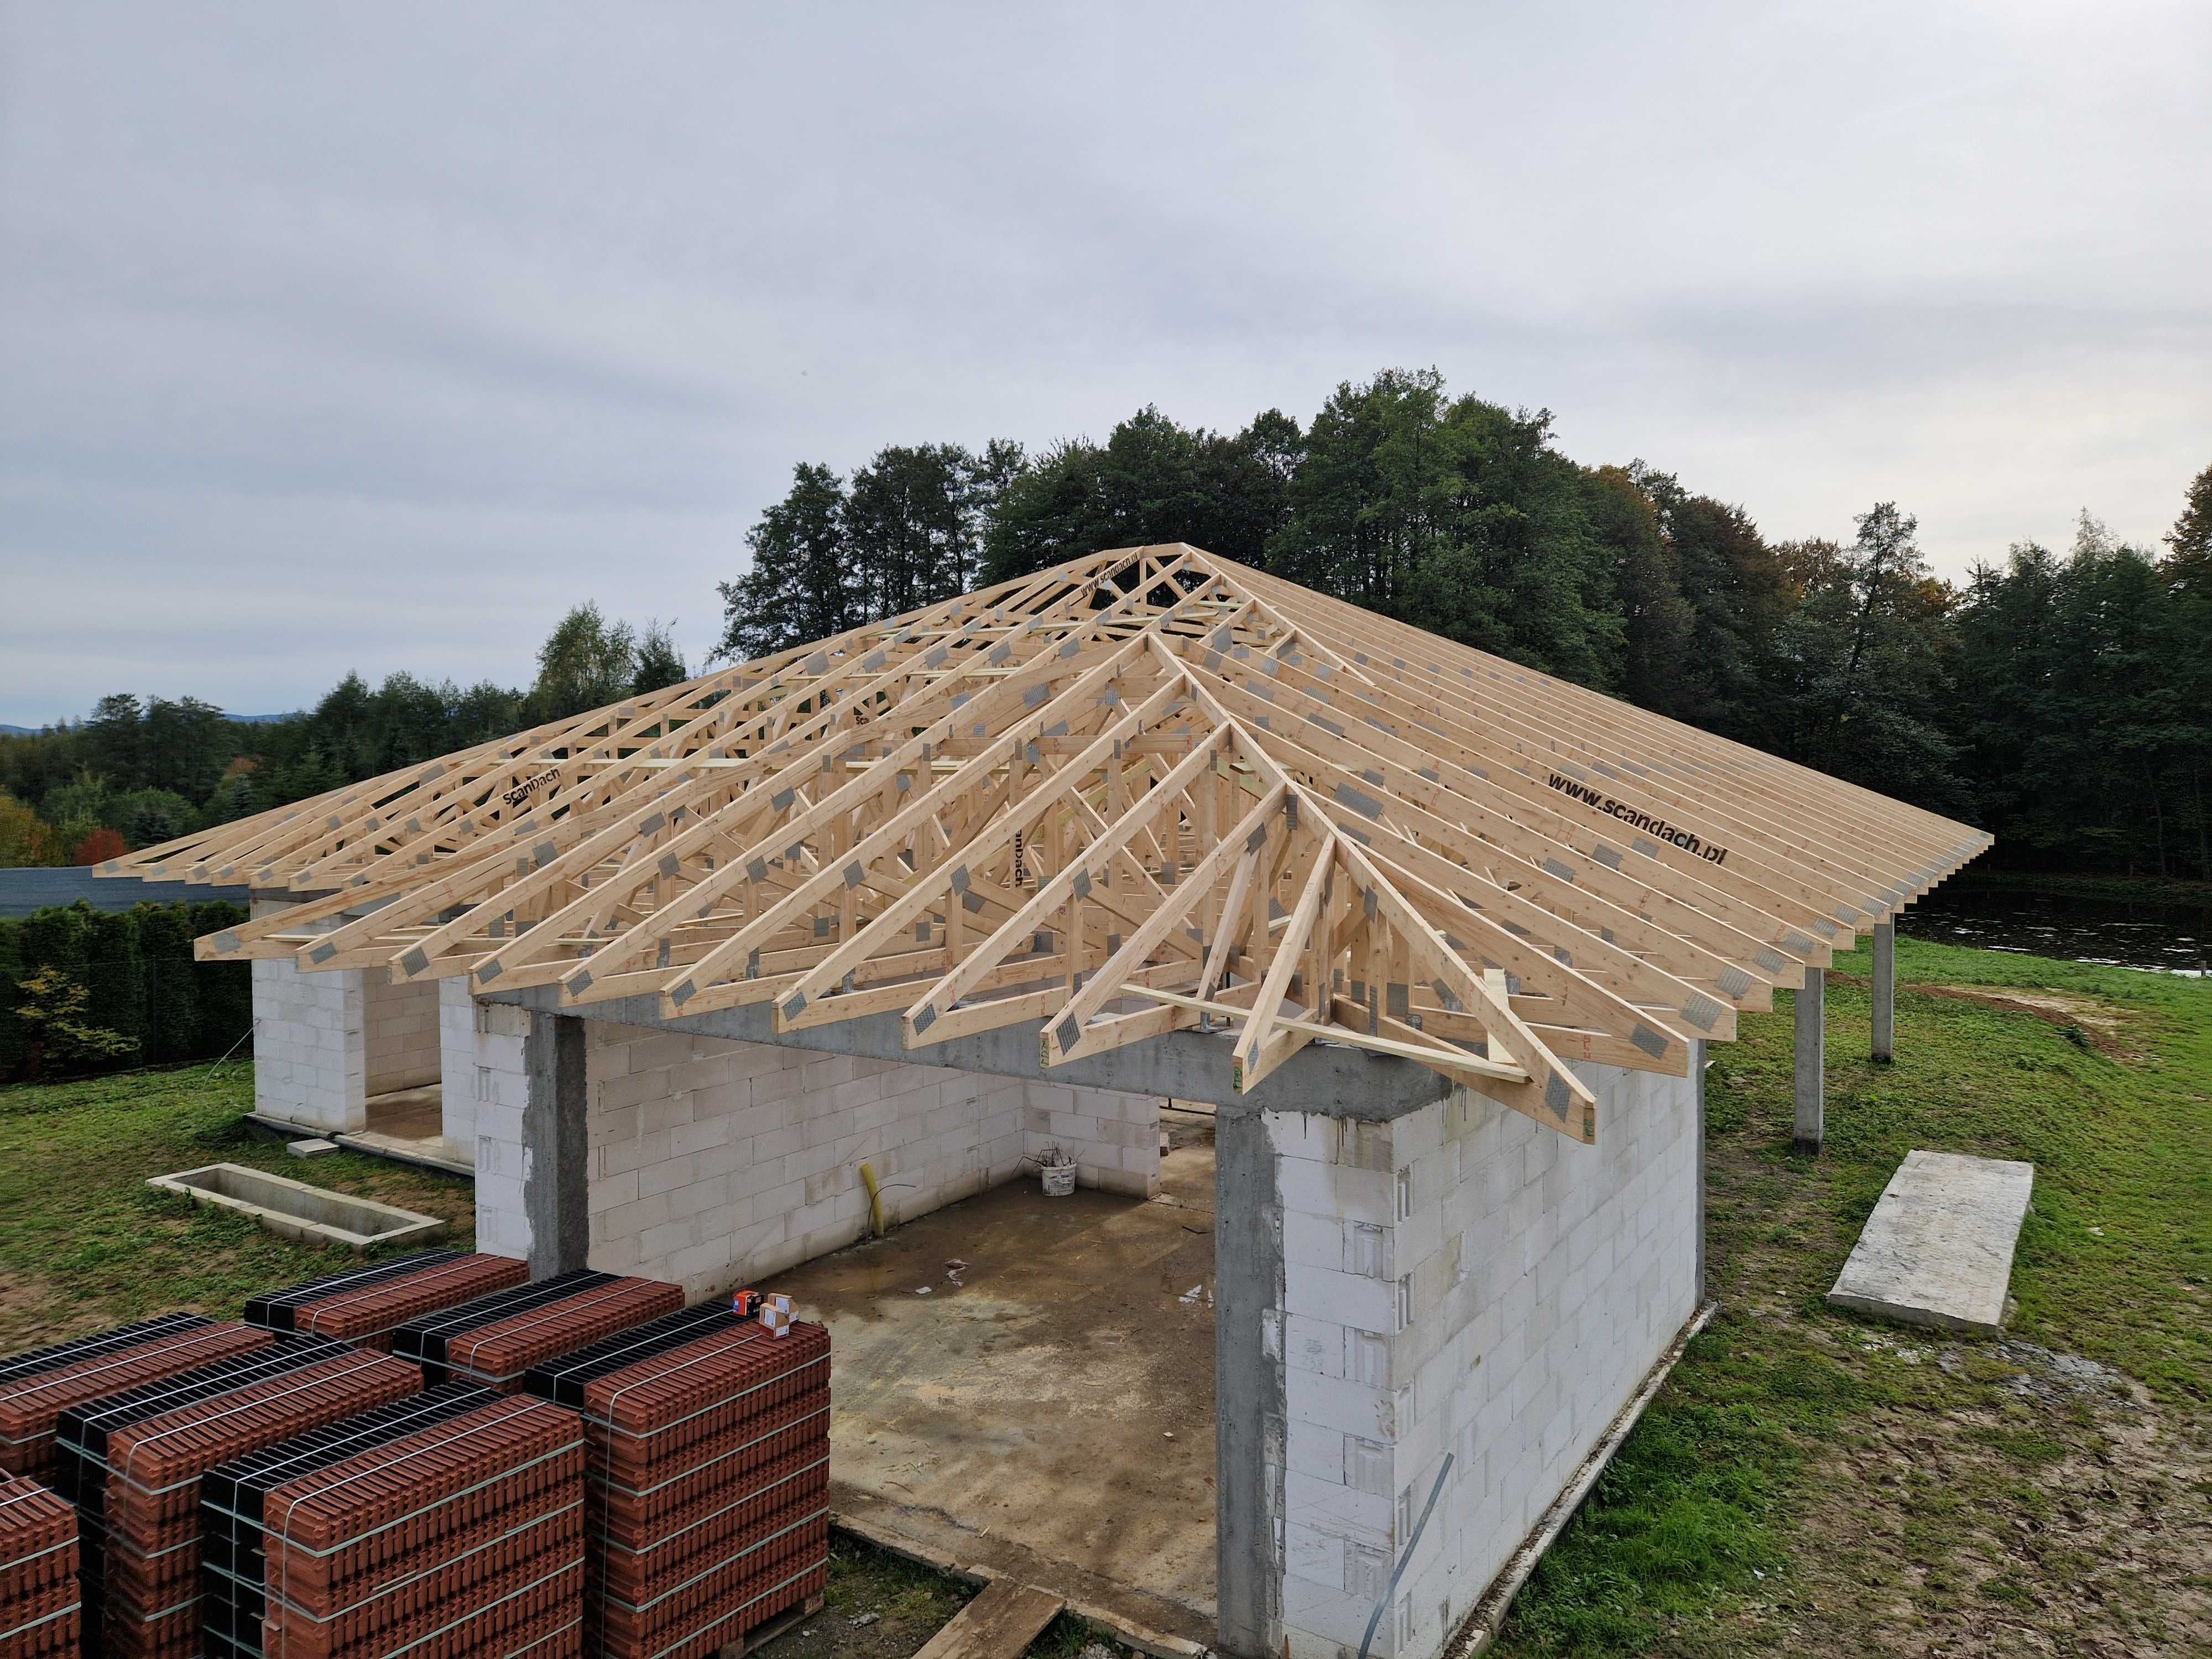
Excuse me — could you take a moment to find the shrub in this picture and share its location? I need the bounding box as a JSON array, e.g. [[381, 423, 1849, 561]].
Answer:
[[15, 966, 139, 1074]]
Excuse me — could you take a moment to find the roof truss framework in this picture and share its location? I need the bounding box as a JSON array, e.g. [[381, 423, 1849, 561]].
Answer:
[[112, 545, 1989, 1146]]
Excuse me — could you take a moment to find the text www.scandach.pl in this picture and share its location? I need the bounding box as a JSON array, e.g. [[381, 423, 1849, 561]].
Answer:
[[1547, 774, 1730, 866]]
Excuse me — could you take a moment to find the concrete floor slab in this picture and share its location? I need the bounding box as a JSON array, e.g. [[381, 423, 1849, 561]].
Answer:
[[333, 1084, 473, 1176], [1827, 1149, 2034, 1335], [775, 1112, 1219, 1652]]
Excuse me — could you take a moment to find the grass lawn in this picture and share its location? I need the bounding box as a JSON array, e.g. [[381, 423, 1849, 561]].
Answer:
[[3, 936, 2206, 1657], [0, 1061, 475, 1352]]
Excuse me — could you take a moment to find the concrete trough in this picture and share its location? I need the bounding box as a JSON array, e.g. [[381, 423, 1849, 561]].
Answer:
[[145, 1164, 447, 1252], [1827, 1149, 2034, 1335]]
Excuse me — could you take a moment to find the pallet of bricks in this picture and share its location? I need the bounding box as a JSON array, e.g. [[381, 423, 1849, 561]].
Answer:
[[391, 1272, 685, 1395], [1, 1469, 78, 1659], [243, 1254, 528, 1353], [525, 1303, 832, 1659], [200, 1382, 586, 1659], [55, 1336, 419, 1659], [1, 1317, 273, 1484]]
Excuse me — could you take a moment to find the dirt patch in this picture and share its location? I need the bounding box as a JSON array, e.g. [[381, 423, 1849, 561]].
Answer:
[[1790, 1335, 2211, 1657], [1832, 974, 2151, 1061]]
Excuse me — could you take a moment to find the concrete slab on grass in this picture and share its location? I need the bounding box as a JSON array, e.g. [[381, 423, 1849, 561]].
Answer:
[[1828, 1150, 2033, 1335]]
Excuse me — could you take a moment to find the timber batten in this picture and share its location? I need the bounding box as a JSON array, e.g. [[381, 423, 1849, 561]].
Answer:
[[106, 545, 1987, 1144]]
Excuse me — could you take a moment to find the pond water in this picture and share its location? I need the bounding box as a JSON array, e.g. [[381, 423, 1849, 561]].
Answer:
[[1898, 888, 2210, 977]]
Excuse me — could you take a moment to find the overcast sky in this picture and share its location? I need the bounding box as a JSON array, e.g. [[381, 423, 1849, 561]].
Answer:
[[2, 3, 2206, 727]]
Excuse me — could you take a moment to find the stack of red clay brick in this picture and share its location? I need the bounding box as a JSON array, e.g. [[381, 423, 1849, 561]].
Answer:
[[0, 1469, 79, 1659], [56, 1337, 419, 1659], [243, 1253, 527, 1353], [525, 1303, 832, 1659], [1, 1316, 271, 1483], [201, 1383, 585, 1659], [392, 1271, 684, 1395]]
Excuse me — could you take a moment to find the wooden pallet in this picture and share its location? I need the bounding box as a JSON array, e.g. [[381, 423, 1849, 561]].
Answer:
[[719, 1592, 825, 1659]]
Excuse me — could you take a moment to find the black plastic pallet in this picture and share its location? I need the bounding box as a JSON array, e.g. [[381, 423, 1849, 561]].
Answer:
[[200, 1384, 499, 1659], [521, 1304, 743, 1408], [241, 1251, 462, 1332]]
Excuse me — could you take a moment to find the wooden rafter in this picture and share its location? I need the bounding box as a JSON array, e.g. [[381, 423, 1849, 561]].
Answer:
[[111, 544, 1991, 1142]]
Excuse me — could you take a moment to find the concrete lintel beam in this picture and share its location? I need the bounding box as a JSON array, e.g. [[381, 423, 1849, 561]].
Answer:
[[478, 985, 1452, 1120]]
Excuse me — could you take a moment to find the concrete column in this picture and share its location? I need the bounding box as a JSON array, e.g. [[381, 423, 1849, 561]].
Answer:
[[1214, 1104, 1284, 1659], [521, 1011, 588, 1279], [1793, 968, 1824, 1155], [1692, 1039, 1707, 1300], [1871, 921, 1896, 1064]]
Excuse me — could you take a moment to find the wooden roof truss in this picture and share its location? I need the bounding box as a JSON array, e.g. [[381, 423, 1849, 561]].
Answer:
[[109, 545, 1989, 1145]]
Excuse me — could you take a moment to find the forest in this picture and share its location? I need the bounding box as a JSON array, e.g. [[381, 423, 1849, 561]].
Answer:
[[6, 368, 2209, 884]]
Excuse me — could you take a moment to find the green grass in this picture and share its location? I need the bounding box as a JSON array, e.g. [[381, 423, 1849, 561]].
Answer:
[[0, 1061, 476, 1349], [1496, 935, 2212, 1656]]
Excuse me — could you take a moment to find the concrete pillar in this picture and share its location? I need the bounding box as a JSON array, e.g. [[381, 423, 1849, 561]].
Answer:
[[1871, 920, 1896, 1065], [1213, 1104, 1284, 1659], [1793, 968, 1824, 1155], [521, 1011, 588, 1279], [1692, 1039, 1707, 1300]]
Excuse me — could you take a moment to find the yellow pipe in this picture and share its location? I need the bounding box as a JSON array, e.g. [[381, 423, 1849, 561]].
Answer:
[[858, 1162, 885, 1237]]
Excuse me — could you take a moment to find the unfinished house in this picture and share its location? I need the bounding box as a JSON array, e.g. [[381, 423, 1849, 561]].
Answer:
[[107, 546, 1986, 1659]]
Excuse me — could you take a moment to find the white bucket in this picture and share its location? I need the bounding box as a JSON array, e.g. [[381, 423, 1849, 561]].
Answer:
[[1040, 1152, 1076, 1197]]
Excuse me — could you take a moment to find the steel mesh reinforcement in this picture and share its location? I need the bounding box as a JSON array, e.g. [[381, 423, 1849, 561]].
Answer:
[[524, 1306, 830, 1659], [0, 1469, 79, 1659], [205, 1386, 585, 1659], [244, 1255, 530, 1354], [1, 1319, 273, 1484], [55, 1338, 420, 1659], [392, 1274, 684, 1396]]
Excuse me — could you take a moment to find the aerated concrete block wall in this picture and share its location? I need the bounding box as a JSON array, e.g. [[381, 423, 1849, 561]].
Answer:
[[460, 1014, 1164, 1301], [436, 979, 481, 1152], [364, 971, 441, 1095], [452, 993, 535, 1262], [247, 900, 367, 1134], [1266, 1062, 1700, 1659], [1021, 1081, 1163, 1199]]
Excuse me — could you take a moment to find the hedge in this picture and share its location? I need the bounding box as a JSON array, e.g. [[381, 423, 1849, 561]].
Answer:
[[0, 899, 250, 1080]]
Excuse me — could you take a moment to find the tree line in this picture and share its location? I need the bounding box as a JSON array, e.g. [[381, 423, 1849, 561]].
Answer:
[[727, 369, 2212, 884], [5, 367, 2208, 884], [0, 603, 688, 863]]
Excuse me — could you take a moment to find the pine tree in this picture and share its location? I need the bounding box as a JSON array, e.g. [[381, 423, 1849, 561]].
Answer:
[[716, 463, 856, 661]]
